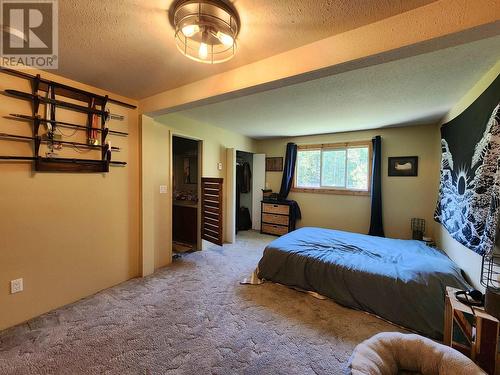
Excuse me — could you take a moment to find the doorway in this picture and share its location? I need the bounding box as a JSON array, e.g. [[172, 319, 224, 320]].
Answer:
[[172, 136, 201, 254], [234, 151, 266, 237], [236, 151, 253, 233]]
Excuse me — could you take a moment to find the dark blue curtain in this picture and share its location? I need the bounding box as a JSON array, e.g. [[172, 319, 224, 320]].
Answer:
[[278, 142, 298, 199], [369, 136, 384, 237]]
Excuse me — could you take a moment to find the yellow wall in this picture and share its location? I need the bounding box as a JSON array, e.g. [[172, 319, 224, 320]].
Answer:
[[256, 124, 441, 240], [435, 61, 500, 289], [156, 113, 257, 178], [0, 70, 139, 330], [141, 113, 256, 275]]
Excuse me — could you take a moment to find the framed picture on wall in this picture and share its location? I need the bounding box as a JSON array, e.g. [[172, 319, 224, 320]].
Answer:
[[388, 156, 418, 176], [266, 157, 283, 172]]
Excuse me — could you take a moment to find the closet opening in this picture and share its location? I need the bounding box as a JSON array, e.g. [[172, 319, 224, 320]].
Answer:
[[236, 151, 253, 234], [233, 150, 266, 239], [172, 136, 201, 254]]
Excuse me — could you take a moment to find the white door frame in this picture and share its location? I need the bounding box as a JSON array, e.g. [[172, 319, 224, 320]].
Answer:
[[226, 151, 266, 241], [225, 148, 236, 244], [252, 154, 266, 230]]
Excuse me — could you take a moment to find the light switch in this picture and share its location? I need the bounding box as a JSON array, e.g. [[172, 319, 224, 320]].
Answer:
[[159, 185, 167, 194], [10, 278, 23, 294]]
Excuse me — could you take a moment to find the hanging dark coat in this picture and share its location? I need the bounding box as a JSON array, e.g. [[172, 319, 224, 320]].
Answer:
[[237, 162, 252, 194]]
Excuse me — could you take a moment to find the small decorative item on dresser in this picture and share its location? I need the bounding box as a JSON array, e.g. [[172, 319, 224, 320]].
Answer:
[[262, 189, 273, 199], [265, 157, 283, 172], [444, 286, 499, 375], [388, 156, 418, 176]]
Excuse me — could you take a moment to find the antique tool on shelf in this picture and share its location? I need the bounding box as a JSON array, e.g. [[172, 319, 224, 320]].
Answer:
[[45, 84, 56, 153], [8, 114, 128, 136], [0, 132, 121, 151], [88, 97, 100, 145], [44, 86, 53, 133], [4, 89, 125, 121]]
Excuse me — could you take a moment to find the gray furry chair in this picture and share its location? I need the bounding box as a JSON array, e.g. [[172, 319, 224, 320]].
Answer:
[[348, 332, 484, 375]]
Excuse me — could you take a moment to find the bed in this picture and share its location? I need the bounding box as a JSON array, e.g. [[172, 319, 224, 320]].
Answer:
[[256, 227, 470, 339]]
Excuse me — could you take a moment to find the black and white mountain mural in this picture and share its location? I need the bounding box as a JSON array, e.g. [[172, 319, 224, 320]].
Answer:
[[435, 75, 500, 256]]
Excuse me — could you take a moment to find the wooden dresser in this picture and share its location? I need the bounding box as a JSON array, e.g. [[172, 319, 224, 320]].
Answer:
[[261, 201, 292, 236]]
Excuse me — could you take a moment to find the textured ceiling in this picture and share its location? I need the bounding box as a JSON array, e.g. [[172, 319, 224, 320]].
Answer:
[[52, 0, 436, 99], [169, 36, 500, 139]]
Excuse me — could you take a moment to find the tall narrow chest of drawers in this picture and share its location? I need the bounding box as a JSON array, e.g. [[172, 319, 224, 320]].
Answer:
[[261, 201, 292, 236]]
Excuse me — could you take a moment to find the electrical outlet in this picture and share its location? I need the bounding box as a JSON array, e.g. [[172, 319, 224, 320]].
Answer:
[[217, 162, 223, 170], [10, 278, 23, 294]]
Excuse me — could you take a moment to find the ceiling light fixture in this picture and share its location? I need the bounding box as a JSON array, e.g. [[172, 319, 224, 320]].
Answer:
[[173, 0, 240, 64]]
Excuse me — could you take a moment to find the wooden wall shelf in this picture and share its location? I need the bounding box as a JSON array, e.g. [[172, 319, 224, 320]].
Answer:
[[0, 70, 131, 173], [1, 68, 136, 109], [36, 157, 117, 173]]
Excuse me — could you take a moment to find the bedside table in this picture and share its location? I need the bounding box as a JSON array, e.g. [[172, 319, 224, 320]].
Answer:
[[444, 286, 499, 375]]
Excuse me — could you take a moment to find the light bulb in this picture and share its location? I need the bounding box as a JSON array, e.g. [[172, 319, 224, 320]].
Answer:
[[216, 31, 234, 47], [199, 42, 208, 59], [182, 24, 199, 37]]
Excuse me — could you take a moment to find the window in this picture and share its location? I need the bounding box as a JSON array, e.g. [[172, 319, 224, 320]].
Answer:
[[294, 142, 371, 195]]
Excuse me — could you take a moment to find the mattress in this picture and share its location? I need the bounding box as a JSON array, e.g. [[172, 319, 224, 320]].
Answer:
[[257, 227, 470, 339]]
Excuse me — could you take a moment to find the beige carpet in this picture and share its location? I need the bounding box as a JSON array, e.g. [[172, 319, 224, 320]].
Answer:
[[0, 230, 404, 375]]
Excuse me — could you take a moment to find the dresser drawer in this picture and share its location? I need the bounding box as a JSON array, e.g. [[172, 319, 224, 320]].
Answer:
[[262, 223, 289, 236], [262, 213, 289, 226], [262, 203, 290, 216]]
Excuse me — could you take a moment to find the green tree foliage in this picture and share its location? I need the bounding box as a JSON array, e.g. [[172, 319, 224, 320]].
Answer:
[[297, 150, 320, 187], [347, 148, 369, 190], [297, 147, 369, 190]]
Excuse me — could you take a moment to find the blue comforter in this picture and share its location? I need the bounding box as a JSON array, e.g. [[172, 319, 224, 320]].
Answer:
[[257, 227, 470, 339]]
